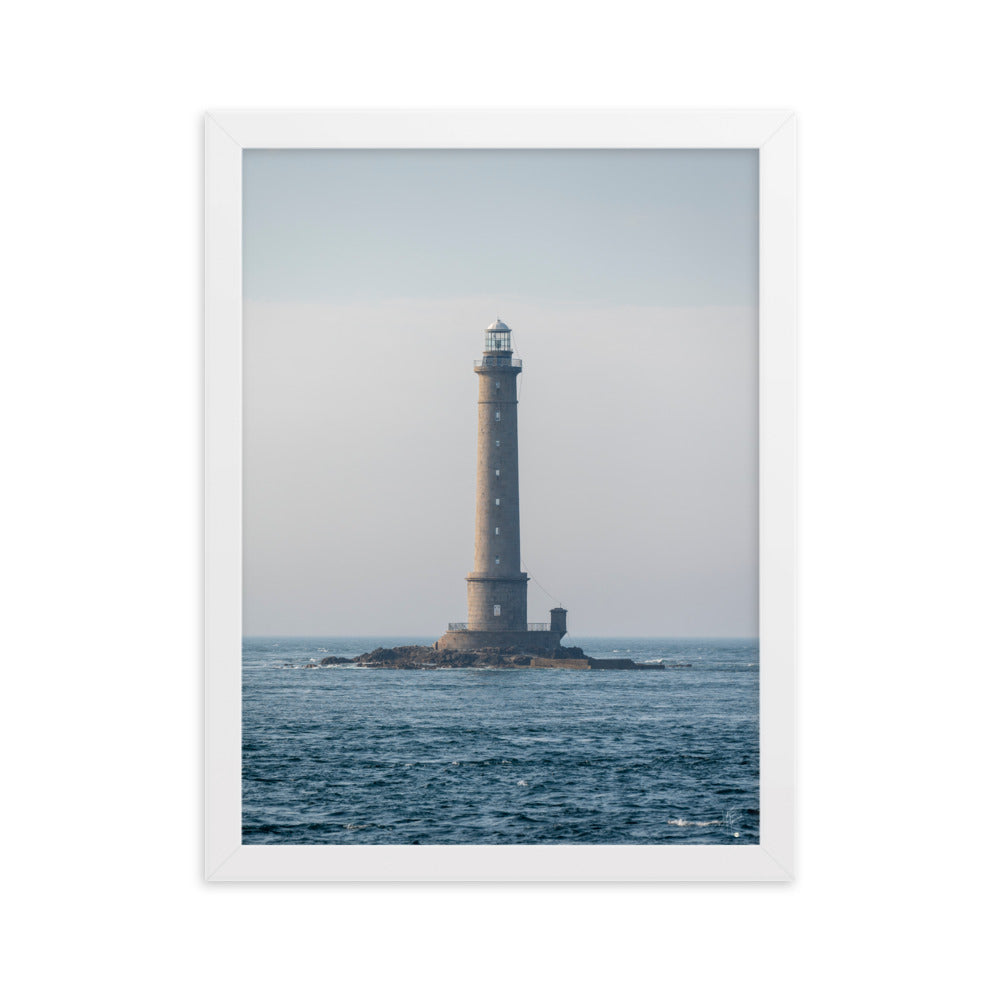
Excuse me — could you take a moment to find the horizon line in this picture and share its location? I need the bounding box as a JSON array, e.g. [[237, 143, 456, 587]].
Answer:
[[242, 633, 761, 641]]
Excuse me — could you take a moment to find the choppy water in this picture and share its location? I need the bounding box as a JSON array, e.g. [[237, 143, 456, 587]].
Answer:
[[243, 636, 759, 845]]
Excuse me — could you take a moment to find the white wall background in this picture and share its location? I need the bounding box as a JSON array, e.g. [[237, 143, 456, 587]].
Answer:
[[4, 2, 997, 998]]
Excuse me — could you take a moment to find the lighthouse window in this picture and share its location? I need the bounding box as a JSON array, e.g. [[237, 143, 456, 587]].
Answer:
[[495, 468, 500, 477], [495, 439, 500, 447], [495, 526, 500, 535], [495, 557, 500, 565], [495, 381, 500, 389], [495, 498, 501, 506], [495, 410, 501, 421], [494, 604, 501, 616]]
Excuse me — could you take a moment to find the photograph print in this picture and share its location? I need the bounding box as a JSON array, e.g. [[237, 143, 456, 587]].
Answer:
[[240, 147, 760, 846]]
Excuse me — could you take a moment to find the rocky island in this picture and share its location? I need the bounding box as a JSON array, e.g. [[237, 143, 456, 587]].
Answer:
[[312, 645, 679, 671]]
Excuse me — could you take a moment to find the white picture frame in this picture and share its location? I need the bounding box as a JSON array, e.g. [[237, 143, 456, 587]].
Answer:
[[205, 109, 796, 881]]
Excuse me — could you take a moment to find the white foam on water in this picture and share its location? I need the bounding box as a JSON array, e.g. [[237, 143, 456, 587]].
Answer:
[[667, 818, 722, 827], [516, 780, 528, 786]]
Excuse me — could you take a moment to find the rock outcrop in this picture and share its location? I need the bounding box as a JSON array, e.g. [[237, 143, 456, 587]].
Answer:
[[351, 644, 588, 669], [306, 645, 672, 670], [311, 646, 586, 670]]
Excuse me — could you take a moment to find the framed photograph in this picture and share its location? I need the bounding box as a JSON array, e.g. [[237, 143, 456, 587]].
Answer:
[[205, 110, 796, 881]]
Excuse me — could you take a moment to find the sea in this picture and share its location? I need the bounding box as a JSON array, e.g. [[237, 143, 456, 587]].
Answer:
[[243, 636, 759, 845]]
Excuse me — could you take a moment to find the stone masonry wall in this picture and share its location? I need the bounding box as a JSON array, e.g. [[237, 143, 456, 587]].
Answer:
[[467, 351, 527, 631]]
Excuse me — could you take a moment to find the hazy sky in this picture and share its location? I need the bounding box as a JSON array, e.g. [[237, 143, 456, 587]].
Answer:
[[243, 150, 758, 637]]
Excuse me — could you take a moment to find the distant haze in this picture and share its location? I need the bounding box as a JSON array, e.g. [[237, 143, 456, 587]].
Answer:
[[243, 150, 758, 637]]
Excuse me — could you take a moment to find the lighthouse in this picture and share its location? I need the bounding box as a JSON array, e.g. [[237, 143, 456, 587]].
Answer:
[[438, 319, 567, 653]]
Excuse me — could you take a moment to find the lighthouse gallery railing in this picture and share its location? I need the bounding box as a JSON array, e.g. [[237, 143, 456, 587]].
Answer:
[[448, 622, 551, 632], [474, 356, 522, 369]]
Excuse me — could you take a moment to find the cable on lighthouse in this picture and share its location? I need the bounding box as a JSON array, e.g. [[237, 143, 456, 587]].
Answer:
[[521, 558, 560, 608]]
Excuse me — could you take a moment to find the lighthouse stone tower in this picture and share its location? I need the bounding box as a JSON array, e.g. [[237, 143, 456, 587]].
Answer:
[[438, 319, 566, 654], [468, 319, 527, 631]]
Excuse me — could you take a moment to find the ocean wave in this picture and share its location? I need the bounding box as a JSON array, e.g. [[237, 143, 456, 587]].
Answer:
[[271, 661, 360, 670], [243, 636, 761, 846]]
